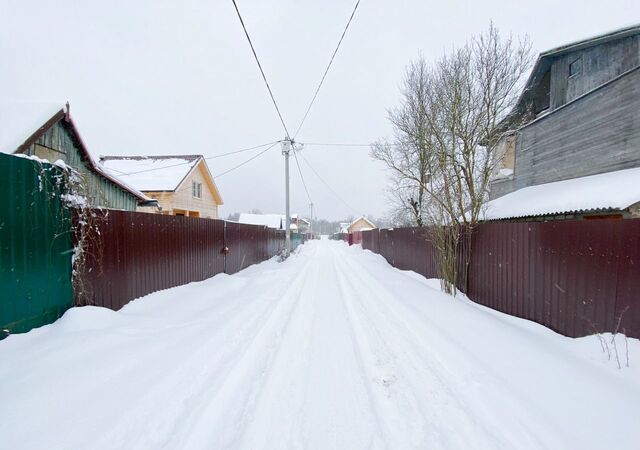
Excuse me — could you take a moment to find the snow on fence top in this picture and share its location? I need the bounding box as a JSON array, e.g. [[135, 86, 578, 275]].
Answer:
[[100, 155, 201, 192], [483, 167, 640, 220]]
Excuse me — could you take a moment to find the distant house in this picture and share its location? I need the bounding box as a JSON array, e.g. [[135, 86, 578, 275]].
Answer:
[[348, 217, 376, 233], [295, 217, 311, 234], [0, 103, 154, 210], [101, 155, 223, 218], [488, 24, 640, 221], [238, 213, 308, 232]]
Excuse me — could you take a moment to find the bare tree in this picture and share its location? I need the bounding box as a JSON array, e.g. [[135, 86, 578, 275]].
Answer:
[[374, 23, 533, 294], [371, 56, 438, 227]]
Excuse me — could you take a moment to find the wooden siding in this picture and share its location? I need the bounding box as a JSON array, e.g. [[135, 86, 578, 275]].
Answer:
[[140, 162, 220, 218], [26, 121, 138, 210], [495, 67, 640, 197], [550, 35, 639, 110], [349, 218, 375, 233]]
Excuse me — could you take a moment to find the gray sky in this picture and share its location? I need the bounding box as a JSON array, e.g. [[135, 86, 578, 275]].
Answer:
[[1, 0, 638, 220]]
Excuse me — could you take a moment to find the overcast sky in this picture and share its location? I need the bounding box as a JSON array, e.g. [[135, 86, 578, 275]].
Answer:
[[1, 0, 638, 220]]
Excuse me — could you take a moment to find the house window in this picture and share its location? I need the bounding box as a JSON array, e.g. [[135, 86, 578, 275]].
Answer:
[[569, 56, 582, 77], [192, 181, 202, 199]]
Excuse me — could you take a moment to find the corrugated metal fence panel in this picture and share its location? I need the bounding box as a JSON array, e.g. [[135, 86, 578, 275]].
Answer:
[[361, 229, 378, 253], [225, 222, 285, 275], [351, 231, 363, 245], [76, 210, 226, 309], [467, 220, 640, 338], [366, 220, 640, 338], [0, 153, 73, 336], [375, 228, 439, 279]]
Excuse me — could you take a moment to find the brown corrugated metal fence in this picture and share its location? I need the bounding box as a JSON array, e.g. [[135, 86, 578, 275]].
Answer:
[[362, 219, 640, 338], [75, 210, 286, 310], [225, 221, 286, 274]]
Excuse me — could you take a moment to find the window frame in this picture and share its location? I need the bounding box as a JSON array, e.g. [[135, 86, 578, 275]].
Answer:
[[192, 181, 202, 199], [568, 56, 582, 78]]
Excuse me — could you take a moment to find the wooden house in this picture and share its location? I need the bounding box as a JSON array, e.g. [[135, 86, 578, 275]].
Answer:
[[0, 103, 153, 210], [100, 155, 223, 218], [348, 217, 376, 233], [487, 24, 640, 221]]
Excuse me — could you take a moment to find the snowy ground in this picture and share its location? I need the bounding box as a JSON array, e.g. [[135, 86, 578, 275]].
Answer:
[[1, 240, 639, 450]]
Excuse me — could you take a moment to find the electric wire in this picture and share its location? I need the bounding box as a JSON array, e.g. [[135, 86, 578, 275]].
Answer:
[[303, 142, 403, 147], [298, 151, 358, 214], [214, 141, 279, 179], [293, 0, 362, 139], [292, 148, 313, 205], [110, 141, 280, 176], [303, 142, 372, 147], [231, 0, 291, 138]]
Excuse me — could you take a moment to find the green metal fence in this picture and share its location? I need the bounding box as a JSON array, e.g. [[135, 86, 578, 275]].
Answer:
[[0, 153, 73, 338]]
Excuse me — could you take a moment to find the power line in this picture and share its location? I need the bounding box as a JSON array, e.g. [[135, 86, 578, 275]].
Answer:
[[303, 142, 404, 147], [298, 151, 358, 214], [304, 142, 372, 147], [292, 147, 313, 205], [231, 0, 290, 138], [214, 141, 279, 179], [109, 141, 280, 176], [293, 0, 362, 139]]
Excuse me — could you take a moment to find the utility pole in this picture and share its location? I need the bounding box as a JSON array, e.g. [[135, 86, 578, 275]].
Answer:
[[282, 138, 292, 255]]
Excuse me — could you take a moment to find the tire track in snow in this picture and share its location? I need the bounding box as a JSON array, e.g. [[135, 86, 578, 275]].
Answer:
[[237, 243, 389, 450], [171, 246, 322, 450], [87, 278, 290, 449], [328, 251, 394, 449], [99, 251, 317, 450], [333, 246, 563, 449]]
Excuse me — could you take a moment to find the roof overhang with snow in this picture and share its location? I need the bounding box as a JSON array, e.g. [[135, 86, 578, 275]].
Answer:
[[238, 213, 283, 229], [100, 155, 223, 204], [350, 216, 376, 229], [482, 168, 640, 221]]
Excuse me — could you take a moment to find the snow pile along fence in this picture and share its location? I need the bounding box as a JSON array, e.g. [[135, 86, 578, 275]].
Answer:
[[362, 219, 640, 338], [74, 210, 286, 310]]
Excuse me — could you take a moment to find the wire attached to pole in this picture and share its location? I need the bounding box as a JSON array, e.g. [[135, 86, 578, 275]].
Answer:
[[231, 0, 291, 138]]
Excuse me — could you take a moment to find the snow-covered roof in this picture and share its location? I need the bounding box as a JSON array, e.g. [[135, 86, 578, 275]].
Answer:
[[238, 213, 300, 230], [0, 102, 65, 153], [483, 168, 640, 220], [239, 213, 283, 229], [350, 216, 376, 228], [100, 156, 201, 192]]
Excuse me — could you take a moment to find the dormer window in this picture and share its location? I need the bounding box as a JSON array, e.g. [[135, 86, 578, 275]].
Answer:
[[569, 56, 582, 77]]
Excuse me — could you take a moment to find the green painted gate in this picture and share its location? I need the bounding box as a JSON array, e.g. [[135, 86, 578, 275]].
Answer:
[[0, 153, 73, 338]]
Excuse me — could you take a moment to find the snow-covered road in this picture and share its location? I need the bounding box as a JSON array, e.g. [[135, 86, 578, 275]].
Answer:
[[1, 240, 639, 450]]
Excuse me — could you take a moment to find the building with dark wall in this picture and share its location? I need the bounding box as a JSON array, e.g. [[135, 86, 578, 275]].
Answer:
[[491, 24, 640, 202], [1, 104, 155, 210]]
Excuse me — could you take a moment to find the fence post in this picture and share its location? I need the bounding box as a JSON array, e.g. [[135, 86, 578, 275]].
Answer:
[[223, 220, 227, 274]]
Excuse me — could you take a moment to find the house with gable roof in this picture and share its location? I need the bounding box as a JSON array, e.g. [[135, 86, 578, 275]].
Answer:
[[100, 155, 223, 218], [348, 217, 376, 233], [0, 103, 155, 210]]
